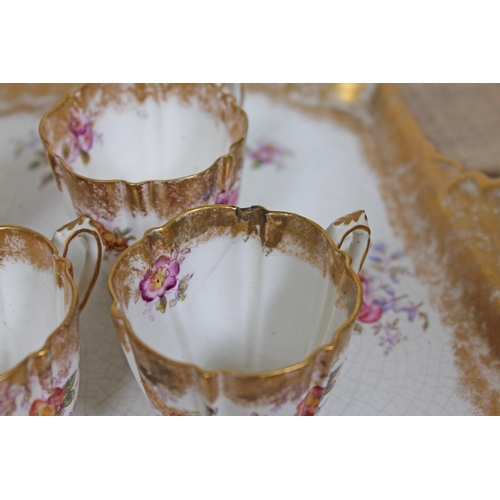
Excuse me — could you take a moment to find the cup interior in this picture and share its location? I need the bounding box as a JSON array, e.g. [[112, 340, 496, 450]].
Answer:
[[111, 207, 359, 374], [0, 228, 74, 375], [41, 84, 247, 183]]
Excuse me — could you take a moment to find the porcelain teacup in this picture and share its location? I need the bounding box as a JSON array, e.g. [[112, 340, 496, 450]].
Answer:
[[0, 217, 101, 415], [109, 205, 370, 416], [39, 83, 248, 271]]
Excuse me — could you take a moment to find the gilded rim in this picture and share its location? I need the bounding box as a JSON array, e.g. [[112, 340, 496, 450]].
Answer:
[[39, 83, 249, 187], [0, 225, 79, 383], [108, 205, 364, 381]]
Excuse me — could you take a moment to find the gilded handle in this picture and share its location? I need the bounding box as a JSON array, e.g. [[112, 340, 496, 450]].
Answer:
[[218, 83, 244, 106], [326, 210, 371, 273], [51, 216, 102, 312]]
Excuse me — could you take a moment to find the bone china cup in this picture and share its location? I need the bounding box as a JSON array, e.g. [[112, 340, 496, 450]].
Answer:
[[109, 205, 370, 416], [0, 217, 101, 416], [39, 83, 248, 270]]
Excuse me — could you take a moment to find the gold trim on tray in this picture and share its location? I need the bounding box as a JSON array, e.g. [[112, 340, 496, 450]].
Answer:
[[364, 85, 500, 414], [367, 85, 500, 415], [245, 83, 500, 414], [0, 84, 80, 117]]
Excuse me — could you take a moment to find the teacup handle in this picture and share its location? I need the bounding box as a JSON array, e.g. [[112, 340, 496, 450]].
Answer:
[[51, 216, 102, 312], [326, 210, 371, 273], [218, 83, 243, 106]]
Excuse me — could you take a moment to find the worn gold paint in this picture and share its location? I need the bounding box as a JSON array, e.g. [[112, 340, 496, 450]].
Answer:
[[361, 86, 500, 414], [245, 84, 372, 133], [363, 86, 500, 414], [141, 377, 184, 415], [333, 210, 366, 226], [132, 334, 196, 398], [0, 83, 79, 117], [0, 227, 54, 271], [108, 205, 363, 408]]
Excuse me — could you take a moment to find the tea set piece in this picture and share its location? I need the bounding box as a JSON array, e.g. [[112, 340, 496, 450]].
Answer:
[[0, 216, 101, 415], [39, 83, 248, 272], [108, 205, 370, 416]]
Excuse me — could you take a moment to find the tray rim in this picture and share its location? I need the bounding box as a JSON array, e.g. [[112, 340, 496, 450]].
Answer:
[[2, 82, 499, 415]]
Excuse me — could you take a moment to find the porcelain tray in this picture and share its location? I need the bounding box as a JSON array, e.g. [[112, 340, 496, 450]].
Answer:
[[1, 83, 498, 415]]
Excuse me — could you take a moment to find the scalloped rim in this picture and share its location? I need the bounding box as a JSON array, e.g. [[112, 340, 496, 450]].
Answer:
[[38, 83, 249, 187]]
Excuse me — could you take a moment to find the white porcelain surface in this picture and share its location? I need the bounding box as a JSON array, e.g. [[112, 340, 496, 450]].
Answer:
[[65, 95, 232, 182], [130, 232, 346, 372], [0, 259, 67, 374]]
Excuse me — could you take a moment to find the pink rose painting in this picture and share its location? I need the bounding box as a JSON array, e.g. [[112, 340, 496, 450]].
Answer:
[[358, 274, 383, 323], [28, 371, 77, 416]]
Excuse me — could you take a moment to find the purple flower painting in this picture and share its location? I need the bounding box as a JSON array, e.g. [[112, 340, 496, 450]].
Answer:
[[62, 112, 101, 164], [134, 247, 193, 319], [215, 185, 240, 205], [139, 256, 180, 302], [355, 242, 429, 354], [247, 142, 290, 169]]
